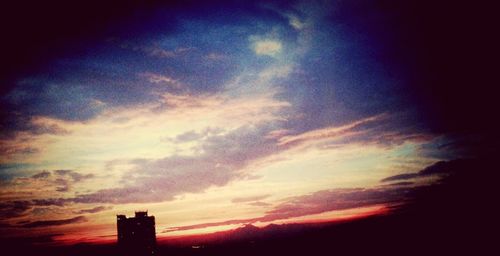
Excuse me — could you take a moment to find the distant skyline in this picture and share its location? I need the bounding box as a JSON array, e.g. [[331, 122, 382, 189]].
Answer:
[[0, 0, 494, 246]]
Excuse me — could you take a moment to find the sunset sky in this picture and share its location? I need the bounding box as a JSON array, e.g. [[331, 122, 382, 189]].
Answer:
[[0, 0, 481, 245]]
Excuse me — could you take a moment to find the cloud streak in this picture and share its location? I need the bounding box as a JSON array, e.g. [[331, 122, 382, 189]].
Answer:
[[140, 72, 184, 89], [277, 114, 387, 147], [381, 160, 462, 182], [231, 194, 271, 203], [20, 216, 87, 228], [74, 206, 112, 214], [165, 186, 409, 233]]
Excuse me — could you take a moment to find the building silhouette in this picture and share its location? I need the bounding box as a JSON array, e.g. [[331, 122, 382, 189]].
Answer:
[[117, 211, 156, 255]]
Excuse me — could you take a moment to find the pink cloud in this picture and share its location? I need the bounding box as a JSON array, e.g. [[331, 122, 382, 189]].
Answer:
[[164, 186, 410, 233]]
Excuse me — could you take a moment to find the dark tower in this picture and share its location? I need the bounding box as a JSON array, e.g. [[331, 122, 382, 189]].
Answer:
[[117, 211, 156, 255]]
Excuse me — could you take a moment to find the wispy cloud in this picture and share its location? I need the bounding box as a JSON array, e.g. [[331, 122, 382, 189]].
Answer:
[[117, 40, 193, 59], [20, 216, 87, 228], [140, 72, 184, 89], [231, 194, 271, 203], [288, 15, 305, 30], [278, 114, 387, 147], [258, 65, 293, 80], [74, 206, 112, 214], [204, 52, 227, 61]]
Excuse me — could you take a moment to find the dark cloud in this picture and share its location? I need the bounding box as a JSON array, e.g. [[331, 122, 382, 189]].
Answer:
[[0, 145, 40, 157], [55, 178, 70, 192], [74, 206, 112, 214], [20, 216, 87, 228], [381, 173, 419, 182], [0, 198, 71, 221], [0, 200, 32, 219], [387, 181, 414, 187], [261, 187, 408, 222], [1, 169, 94, 194], [29, 123, 69, 136], [30, 207, 61, 217], [31, 170, 51, 179], [54, 169, 94, 182], [31, 198, 67, 207], [381, 159, 466, 182]]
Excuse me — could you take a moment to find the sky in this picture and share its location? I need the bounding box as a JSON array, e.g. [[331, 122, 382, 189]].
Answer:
[[0, 0, 493, 246]]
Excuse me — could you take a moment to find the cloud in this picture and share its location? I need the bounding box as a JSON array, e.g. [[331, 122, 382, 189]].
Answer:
[[204, 52, 227, 61], [20, 216, 87, 228], [69, 125, 280, 204], [258, 65, 293, 80], [381, 160, 460, 182], [261, 187, 407, 221], [74, 206, 112, 214], [54, 169, 94, 182], [0, 116, 72, 161], [29, 117, 70, 135], [140, 72, 184, 89], [174, 130, 202, 142], [55, 178, 70, 192], [288, 15, 305, 30], [165, 186, 409, 232], [31, 171, 51, 179], [1, 88, 293, 206], [0, 201, 32, 219], [168, 127, 224, 143], [232, 194, 271, 203], [159, 92, 220, 109], [10, 113, 425, 207], [381, 173, 419, 182], [252, 40, 282, 56], [118, 41, 193, 59], [0, 137, 42, 162], [0, 145, 39, 158], [248, 201, 271, 207], [50, 170, 94, 192], [386, 181, 414, 187], [31, 198, 67, 207], [278, 114, 387, 148], [0, 169, 94, 201]]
